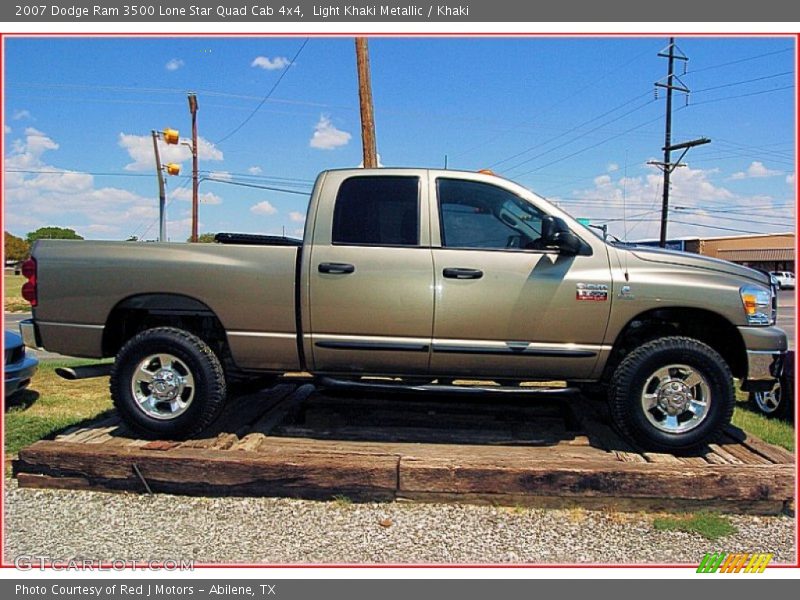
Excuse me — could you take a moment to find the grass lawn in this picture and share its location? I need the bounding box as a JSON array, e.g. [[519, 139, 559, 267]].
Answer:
[[4, 273, 30, 313], [653, 511, 738, 540], [5, 359, 112, 459], [733, 388, 794, 451]]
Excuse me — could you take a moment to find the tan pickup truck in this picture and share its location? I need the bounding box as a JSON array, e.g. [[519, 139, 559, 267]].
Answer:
[[20, 168, 787, 451]]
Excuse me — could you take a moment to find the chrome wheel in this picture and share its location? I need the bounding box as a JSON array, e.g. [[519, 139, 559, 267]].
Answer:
[[130, 353, 195, 420], [641, 364, 711, 434], [753, 382, 782, 414]]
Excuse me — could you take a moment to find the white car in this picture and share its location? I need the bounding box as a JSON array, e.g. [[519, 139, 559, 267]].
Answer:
[[770, 271, 795, 289]]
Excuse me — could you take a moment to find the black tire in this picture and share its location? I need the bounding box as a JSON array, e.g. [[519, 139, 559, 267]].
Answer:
[[609, 336, 734, 453], [748, 352, 794, 421], [110, 327, 227, 439]]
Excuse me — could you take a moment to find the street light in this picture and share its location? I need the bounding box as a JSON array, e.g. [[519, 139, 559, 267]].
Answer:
[[152, 129, 183, 242]]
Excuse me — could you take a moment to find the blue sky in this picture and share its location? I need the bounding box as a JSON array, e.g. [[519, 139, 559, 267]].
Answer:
[[3, 36, 796, 241]]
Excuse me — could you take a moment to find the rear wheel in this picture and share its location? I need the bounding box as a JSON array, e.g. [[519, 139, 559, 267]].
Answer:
[[110, 327, 227, 439], [609, 336, 734, 453]]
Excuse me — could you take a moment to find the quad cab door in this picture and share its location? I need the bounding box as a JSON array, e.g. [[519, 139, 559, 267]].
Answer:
[[306, 170, 434, 375], [428, 173, 613, 380]]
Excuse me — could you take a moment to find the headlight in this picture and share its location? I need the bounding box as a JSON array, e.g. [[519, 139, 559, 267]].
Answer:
[[740, 284, 773, 326]]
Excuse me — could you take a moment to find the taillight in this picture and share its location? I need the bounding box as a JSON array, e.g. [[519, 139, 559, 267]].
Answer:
[[21, 257, 37, 307]]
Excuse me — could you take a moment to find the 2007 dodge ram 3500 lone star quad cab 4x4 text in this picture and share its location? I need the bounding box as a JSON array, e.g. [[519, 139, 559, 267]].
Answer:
[[19, 168, 787, 452]]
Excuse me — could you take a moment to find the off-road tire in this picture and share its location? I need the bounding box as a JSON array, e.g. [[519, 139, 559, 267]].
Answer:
[[110, 327, 227, 439], [609, 336, 735, 453]]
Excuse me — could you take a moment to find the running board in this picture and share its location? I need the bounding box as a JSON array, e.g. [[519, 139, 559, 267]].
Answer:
[[317, 377, 579, 396]]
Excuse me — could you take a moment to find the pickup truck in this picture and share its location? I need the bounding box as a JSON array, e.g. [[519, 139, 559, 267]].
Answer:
[[20, 168, 787, 452]]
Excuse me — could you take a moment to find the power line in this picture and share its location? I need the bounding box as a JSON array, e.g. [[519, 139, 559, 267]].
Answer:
[[214, 38, 310, 145], [692, 71, 793, 94], [685, 47, 794, 75], [202, 177, 311, 196]]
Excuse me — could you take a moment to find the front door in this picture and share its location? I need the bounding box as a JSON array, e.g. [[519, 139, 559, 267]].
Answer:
[[428, 175, 612, 380], [308, 172, 434, 375]]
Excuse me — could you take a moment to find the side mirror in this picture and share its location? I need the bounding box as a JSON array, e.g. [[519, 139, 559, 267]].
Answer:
[[541, 216, 583, 256]]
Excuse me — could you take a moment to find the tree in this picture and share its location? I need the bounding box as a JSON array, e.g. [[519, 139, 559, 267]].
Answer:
[[4, 232, 30, 262], [191, 233, 217, 243], [26, 227, 84, 243]]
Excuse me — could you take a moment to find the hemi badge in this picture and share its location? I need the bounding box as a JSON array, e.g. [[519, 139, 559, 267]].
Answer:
[[576, 283, 608, 302]]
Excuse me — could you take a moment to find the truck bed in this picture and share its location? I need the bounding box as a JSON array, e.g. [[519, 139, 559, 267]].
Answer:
[[32, 240, 302, 371]]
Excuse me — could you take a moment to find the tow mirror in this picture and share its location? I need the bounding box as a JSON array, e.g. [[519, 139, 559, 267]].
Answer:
[[541, 216, 583, 256]]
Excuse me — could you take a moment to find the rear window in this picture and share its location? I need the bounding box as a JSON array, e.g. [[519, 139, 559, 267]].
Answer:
[[332, 176, 420, 247]]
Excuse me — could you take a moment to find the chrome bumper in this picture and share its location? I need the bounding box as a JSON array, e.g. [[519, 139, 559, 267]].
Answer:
[[19, 319, 41, 349], [746, 350, 786, 382]]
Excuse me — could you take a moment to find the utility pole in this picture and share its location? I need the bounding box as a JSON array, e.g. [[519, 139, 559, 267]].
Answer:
[[652, 38, 710, 247], [355, 38, 378, 168], [151, 130, 167, 242], [188, 93, 199, 242]]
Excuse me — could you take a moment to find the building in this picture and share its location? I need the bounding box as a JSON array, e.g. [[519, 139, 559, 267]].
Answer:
[[635, 232, 795, 273]]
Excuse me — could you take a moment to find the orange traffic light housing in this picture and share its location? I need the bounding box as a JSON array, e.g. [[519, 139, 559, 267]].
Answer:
[[162, 128, 180, 145], [165, 163, 181, 176]]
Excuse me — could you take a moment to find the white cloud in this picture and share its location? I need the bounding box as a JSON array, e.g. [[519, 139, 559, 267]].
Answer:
[[250, 201, 278, 215], [208, 170, 232, 181], [247, 166, 263, 175], [607, 163, 619, 173], [169, 187, 223, 205], [731, 161, 782, 180], [310, 116, 351, 150], [4, 125, 11, 134], [251, 56, 291, 70], [558, 163, 793, 241], [787, 173, 796, 186], [288, 211, 305, 222], [119, 133, 223, 171], [165, 58, 185, 71], [4, 128, 162, 240], [12, 109, 31, 121]]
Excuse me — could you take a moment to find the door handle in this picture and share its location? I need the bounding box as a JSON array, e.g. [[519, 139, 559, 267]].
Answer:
[[318, 262, 355, 274], [443, 267, 483, 280]]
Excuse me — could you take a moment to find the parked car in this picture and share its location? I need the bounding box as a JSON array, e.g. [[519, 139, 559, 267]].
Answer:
[[19, 168, 787, 452], [770, 271, 795, 289], [4, 330, 38, 398], [749, 350, 794, 421]]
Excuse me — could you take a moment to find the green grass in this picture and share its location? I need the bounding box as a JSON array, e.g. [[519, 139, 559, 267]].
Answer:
[[5, 359, 113, 458], [4, 273, 30, 312], [733, 388, 794, 452], [653, 512, 738, 540]]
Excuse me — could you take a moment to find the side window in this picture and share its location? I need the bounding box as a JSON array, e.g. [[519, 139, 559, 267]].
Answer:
[[437, 178, 546, 250], [332, 176, 420, 246]]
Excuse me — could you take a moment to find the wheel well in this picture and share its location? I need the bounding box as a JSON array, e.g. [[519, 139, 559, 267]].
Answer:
[[604, 308, 747, 381], [103, 294, 233, 371]]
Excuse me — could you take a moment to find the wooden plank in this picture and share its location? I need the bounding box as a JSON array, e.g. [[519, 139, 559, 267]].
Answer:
[[708, 444, 745, 465], [643, 453, 683, 464], [398, 456, 794, 502], [724, 426, 795, 465], [250, 384, 315, 435], [717, 442, 772, 465], [15, 440, 399, 499], [233, 433, 267, 452]]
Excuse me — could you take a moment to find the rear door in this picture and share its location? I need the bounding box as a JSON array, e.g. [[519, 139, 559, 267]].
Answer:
[[307, 171, 434, 375], [428, 174, 612, 380]]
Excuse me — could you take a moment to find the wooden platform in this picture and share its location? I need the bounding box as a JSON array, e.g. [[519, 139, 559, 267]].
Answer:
[[12, 382, 796, 514]]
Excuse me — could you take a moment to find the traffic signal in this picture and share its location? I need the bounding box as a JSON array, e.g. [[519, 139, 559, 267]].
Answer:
[[165, 163, 181, 176], [162, 128, 180, 145]]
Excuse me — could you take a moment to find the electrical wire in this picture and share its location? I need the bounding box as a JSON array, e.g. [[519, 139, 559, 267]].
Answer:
[[214, 38, 310, 145]]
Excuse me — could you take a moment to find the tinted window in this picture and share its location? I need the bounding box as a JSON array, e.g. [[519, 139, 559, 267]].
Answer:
[[437, 178, 546, 250], [332, 176, 420, 246]]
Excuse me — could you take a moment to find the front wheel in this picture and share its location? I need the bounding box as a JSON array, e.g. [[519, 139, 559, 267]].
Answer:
[[110, 327, 227, 439], [609, 336, 734, 453]]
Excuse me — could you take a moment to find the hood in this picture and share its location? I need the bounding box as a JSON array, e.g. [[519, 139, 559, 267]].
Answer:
[[625, 245, 771, 286]]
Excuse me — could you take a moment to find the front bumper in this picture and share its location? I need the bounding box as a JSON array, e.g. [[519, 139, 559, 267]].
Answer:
[[739, 325, 788, 391], [5, 355, 38, 398]]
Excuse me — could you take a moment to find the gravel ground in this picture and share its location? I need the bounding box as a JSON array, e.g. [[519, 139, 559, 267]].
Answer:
[[4, 479, 795, 565]]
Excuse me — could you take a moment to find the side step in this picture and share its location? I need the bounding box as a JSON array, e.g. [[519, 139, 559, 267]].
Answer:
[[317, 376, 579, 396]]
